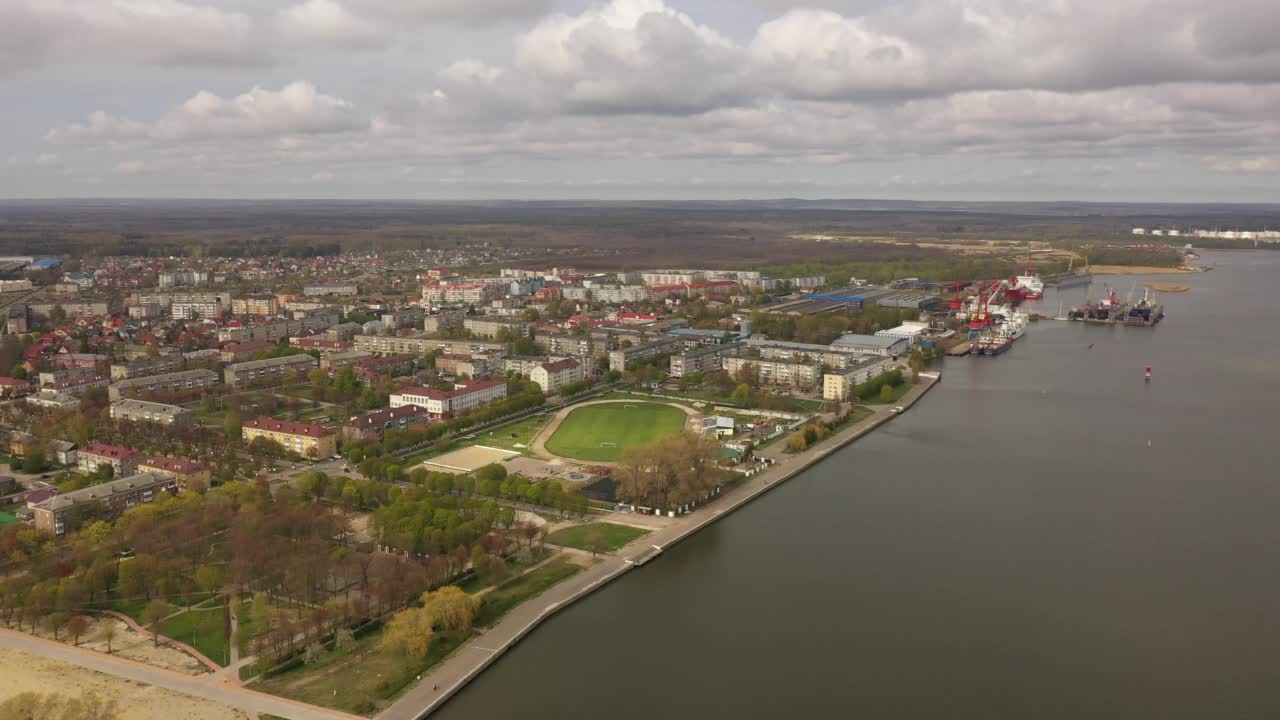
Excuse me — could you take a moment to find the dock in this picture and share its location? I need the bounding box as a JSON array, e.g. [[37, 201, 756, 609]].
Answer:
[[947, 342, 972, 356]]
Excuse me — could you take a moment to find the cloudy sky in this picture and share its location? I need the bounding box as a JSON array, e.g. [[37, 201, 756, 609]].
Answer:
[[1, 0, 1278, 201]]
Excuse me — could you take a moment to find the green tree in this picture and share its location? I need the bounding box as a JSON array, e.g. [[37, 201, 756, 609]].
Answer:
[[21, 448, 47, 474], [879, 384, 896, 403], [142, 600, 170, 646], [730, 383, 752, 406]]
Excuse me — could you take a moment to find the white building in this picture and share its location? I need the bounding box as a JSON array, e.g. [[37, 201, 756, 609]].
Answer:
[[390, 379, 508, 419], [829, 334, 909, 358], [530, 359, 583, 394]]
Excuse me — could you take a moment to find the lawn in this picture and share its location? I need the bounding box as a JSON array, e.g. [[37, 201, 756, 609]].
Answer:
[[159, 606, 230, 666], [0, 512, 18, 526], [544, 402, 687, 462], [545, 522, 648, 552], [476, 557, 583, 628], [254, 626, 470, 716], [859, 382, 910, 405]]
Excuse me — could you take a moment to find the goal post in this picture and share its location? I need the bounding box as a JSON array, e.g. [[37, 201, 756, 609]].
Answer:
[[600, 442, 617, 448]]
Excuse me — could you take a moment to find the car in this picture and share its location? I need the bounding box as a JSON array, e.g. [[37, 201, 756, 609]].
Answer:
[[330, 455, 341, 461], [891, 406, 905, 414]]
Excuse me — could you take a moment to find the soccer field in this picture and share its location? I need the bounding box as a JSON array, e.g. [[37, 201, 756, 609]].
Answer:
[[544, 402, 689, 462]]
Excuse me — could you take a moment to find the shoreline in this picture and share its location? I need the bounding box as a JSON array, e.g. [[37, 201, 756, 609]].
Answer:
[[379, 373, 941, 720]]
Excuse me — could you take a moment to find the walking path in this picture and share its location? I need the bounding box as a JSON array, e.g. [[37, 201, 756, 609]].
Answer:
[[0, 628, 364, 720], [94, 609, 223, 672], [379, 374, 940, 720]]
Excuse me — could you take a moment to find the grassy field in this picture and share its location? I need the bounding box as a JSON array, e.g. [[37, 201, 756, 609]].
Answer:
[[545, 523, 648, 552], [160, 607, 230, 667], [544, 402, 687, 462], [0, 512, 18, 526], [860, 383, 910, 405], [402, 413, 550, 467], [254, 627, 469, 716], [476, 557, 583, 628]]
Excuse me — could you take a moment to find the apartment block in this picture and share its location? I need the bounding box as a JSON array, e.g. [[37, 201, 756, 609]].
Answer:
[[464, 316, 531, 340], [723, 356, 823, 388], [109, 369, 220, 401], [343, 405, 431, 443], [109, 399, 194, 429], [110, 355, 186, 381], [32, 473, 177, 536], [354, 333, 505, 357], [77, 443, 142, 477], [531, 359, 583, 394], [242, 417, 337, 459], [139, 456, 211, 488], [231, 295, 280, 317], [224, 354, 318, 388], [608, 337, 682, 372], [669, 343, 741, 378]]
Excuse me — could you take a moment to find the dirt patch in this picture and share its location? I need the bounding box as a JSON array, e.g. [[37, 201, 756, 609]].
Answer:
[[47, 617, 212, 676], [0, 646, 246, 720], [1144, 282, 1191, 292]]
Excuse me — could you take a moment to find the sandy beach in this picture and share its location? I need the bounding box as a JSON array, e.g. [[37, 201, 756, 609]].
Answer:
[[0, 646, 247, 720], [1089, 265, 1200, 275]]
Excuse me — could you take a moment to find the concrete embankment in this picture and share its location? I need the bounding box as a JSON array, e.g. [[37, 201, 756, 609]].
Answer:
[[381, 374, 941, 720]]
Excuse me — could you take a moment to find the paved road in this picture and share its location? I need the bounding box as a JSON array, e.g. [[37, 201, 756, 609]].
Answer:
[[378, 376, 940, 720], [0, 628, 362, 720]]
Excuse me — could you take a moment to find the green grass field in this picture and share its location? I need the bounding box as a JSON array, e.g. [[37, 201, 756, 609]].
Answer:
[[545, 523, 648, 552], [159, 607, 230, 666], [476, 557, 583, 628], [0, 512, 18, 526], [544, 402, 687, 462]]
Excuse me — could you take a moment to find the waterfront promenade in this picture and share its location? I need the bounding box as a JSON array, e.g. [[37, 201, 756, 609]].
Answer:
[[379, 373, 941, 720]]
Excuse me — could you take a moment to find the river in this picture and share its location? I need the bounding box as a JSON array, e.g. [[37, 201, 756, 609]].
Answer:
[[435, 250, 1280, 720]]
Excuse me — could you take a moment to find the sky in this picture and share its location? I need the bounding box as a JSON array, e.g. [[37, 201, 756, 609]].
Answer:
[[1, 0, 1278, 202]]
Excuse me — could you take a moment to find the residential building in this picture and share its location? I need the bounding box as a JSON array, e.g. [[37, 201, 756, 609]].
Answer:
[[823, 359, 898, 401], [109, 369, 220, 401], [464, 316, 531, 340], [109, 399, 194, 429], [0, 279, 34, 292], [355, 333, 505, 357], [5, 304, 28, 334], [422, 309, 466, 333], [171, 298, 225, 320], [127, 303, 163, 320], [422, 283, 495, 304], [608, 337, 681, 372], [138, 456, 211, 488], [304, 284, 358, 296], [0, 377, 33, 398], [343, 405, 430, 443], [531, 359, 583, 394], [723, 356, 822, 388], [743, 339, 864, 371], [224, 354, 318, 388], [242, 417, 337, 459], [590, 284, 652, 304], [533, 330, 594, 357], [158, 270, 209, 288], [32, 473, 177, 536], [219, 341, 277, 363], [110, 355, 186, 381], [77, 443, 142, 477], [216, 312, 341, 343], [829, 334, 909, 358], [390, 379, 508, 419], [47, 440, 77, 465], [231, 295, 280, 317], [642, 271, 706, 286], [26, 390, 80, 410], [437, 353, 491, 378], [8, 432, 38, 458], [28, 302, 110, 319], [669, 344, 741, 378], [381, 306, 425, 330], [320, 350, 374, 371]]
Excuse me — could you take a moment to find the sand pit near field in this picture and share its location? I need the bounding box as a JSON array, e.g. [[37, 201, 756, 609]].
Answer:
[[0, 647, 247, 720], [26, 617, 209, 675], [417, 445, 519, 474]]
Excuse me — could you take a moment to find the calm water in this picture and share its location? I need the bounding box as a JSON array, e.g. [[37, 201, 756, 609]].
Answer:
[[437, 251, 1280, 720]]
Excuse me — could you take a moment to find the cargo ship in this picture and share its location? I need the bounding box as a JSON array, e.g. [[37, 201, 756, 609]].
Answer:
[[1068, 285, 1124, 322], [1006, 265, 1045, 301], [1122, 288, 1164, 326]]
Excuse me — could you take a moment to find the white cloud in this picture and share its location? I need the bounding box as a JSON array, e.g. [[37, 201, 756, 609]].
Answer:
[[115, 159, 146, 175], [277, 0, 384, 50], [1207, 156, 1279, 175], [48, 82, 363, 144], [0, 0, 263, 73], [513, 0, 749, 114], [349, 0, 555, 25]]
